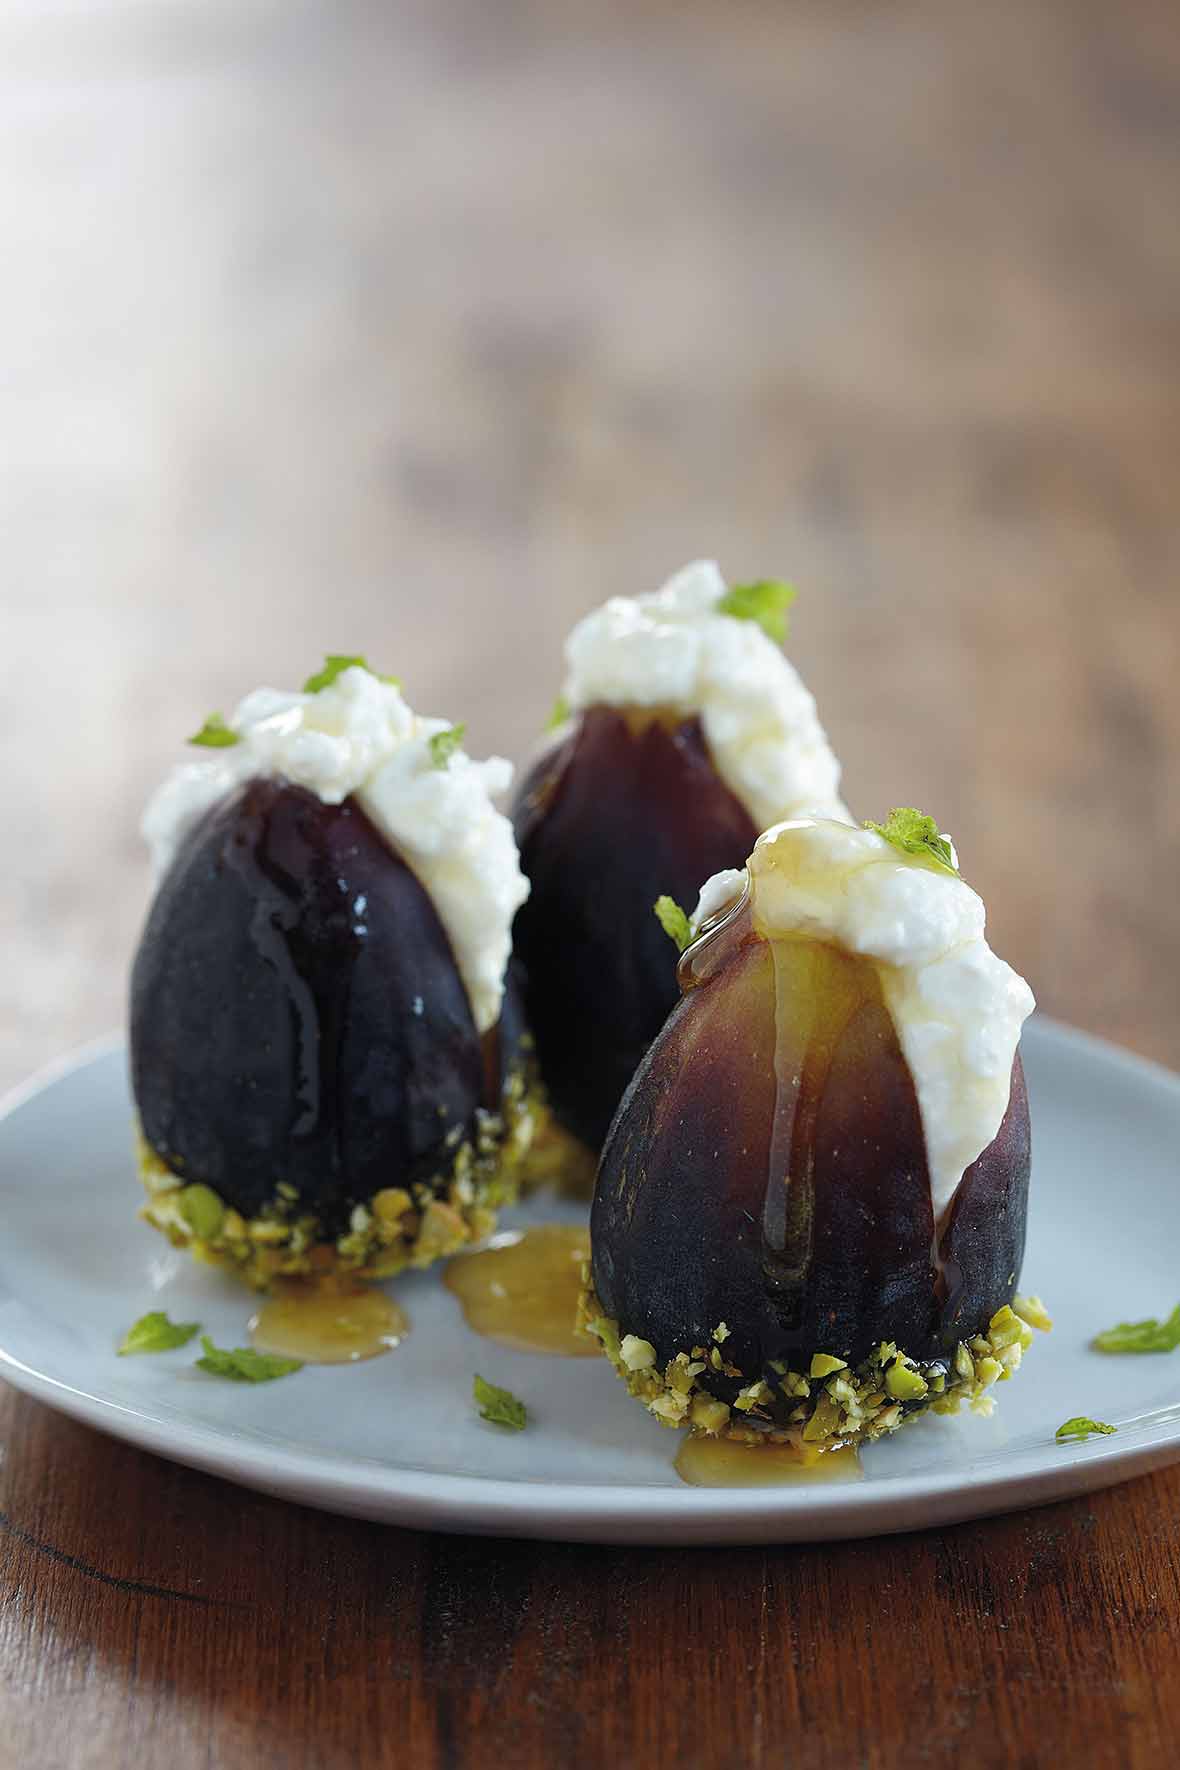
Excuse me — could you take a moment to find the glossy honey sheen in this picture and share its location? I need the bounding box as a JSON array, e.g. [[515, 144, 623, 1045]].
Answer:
[[444, 1224, 594, 1356], [250, 1278, 409, 1364], [674, 1436, 862, 1487]]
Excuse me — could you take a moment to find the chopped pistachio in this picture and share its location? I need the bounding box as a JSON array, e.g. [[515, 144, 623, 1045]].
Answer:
[[885, 1358, 928, 1402], [1013, 1294, 1053, 1333], [988, 1305, 1029, 1352], [810, 1353, 848, 1379], [733, 1379, 774, 1414], [803, 1392, 842, 1442], [583, 1278, 1047, 1453], [179, 1183, 225, 1240], [650, 1391, 690, 1425], [372, 1187, 412, 1225], [667, 1353, 699, 1395], [690, 1396, 732, 1435], [619, 1334, 657, 1372], [136, 1065, 542, 1289]]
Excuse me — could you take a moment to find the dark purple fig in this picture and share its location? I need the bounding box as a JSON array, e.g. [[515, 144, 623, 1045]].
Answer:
[[132, 777, 525, 1278], [587, 899, 1035, 1444], [512, 707, 758, 1152]]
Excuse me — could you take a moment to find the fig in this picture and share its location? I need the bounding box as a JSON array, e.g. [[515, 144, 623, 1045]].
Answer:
[[513, 708, 758, 1152], [131, 664, 535, 1287], [582, 815, 1044, 1450], [512, 562, 847, 1156]]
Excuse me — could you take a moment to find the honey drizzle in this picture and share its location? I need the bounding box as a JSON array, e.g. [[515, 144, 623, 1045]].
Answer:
[[249, 1278, 408, 1364], [762, 937, 870, 1318], [675, 1436, 862, 1487], [444, 1224, 595, 1357]]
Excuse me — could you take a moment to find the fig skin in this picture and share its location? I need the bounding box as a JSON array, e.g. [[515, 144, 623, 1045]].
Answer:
[[590, 906, 1031, 1396], [512, 706, 759, 1151], [131, 776, 497, 1234]]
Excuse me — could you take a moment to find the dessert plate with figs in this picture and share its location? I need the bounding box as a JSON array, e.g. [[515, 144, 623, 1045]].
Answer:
[[2, 574, 1178, 1543], [1, 1019, 1179, 1546]]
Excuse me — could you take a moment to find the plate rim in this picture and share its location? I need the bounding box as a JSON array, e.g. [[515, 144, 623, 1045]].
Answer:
[[1, 1018, 1178, 1543]]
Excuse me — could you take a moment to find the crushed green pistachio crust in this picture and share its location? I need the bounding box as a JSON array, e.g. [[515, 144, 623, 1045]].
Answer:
[[578, 1281, 1051, 1451], [138, 1068, 541, 1290]]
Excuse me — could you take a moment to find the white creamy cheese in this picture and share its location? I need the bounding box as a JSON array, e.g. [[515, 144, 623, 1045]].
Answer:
[[714, 818, 1034, 1220], [691, 867, 748, 932], [142, 666, 528, 1034], [561, 559, 849, 831]]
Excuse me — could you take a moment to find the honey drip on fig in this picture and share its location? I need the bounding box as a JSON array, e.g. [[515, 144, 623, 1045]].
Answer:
[[249, 1278, 408, 1364], [445, 1225, 595, 1357], [675, 1437, 862, 1487], [744, 832, 960, 1312], [762, 936, 884, 1323], [677, 892, 755, 992]]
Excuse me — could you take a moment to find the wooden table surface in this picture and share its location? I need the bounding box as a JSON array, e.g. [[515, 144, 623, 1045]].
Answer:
[[2, 0, 1178, 1764]]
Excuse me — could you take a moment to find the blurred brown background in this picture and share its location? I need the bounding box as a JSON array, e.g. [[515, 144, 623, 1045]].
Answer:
[[2, 0, 1178, 1096], [2, 6, 1180, 1768]]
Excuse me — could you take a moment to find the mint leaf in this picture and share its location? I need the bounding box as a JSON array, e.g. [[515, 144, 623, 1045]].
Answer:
[[473, 1373, 527, 1431], [716, 580, 797, 646], [653, 895, 693, 953], [196, 1335, 303, 1383], [188, 713, 240, 749], [118, 1312, 200, 1356], [1092, 1304, 1180, 1355], [547, 694, 571, 731], [1056, 1416, 1117, 1443], [864, 807, 959, 876], [302, 655, 370, 694], [302, 656, 400, 695], [428, 724, 466, 769]]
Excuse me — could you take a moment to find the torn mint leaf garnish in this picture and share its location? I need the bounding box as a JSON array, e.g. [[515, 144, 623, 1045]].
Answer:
[[118, 1312, 200, 1356]]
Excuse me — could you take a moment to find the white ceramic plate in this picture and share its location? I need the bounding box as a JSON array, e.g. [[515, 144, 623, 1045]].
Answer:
[[1, 1019, 1178, 1545]]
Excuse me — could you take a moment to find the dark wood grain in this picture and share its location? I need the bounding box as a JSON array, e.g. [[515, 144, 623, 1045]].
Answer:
[[2, 0, 1179, 1764]]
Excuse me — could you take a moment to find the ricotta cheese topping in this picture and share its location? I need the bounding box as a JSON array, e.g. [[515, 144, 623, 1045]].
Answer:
[[560, 559, 849, 831], [142, 666, 528, 1034], [698, 819, 1035, 1219]]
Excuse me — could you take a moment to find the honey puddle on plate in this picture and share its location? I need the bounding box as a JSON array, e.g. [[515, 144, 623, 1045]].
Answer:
[[250, 1279, 409, 1365], [444, 1224, 595, 1357], [675, 1436, 863, 1487]]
